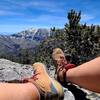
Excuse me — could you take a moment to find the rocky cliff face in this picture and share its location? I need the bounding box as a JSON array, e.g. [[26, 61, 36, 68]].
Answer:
[[0, 59, 100, 100]]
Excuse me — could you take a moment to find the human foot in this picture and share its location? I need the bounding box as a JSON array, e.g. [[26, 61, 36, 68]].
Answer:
[[52, 48, 76, 85], [23, 62, 64, 100]]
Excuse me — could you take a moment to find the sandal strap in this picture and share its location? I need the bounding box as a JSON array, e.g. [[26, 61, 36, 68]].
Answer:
[[56, 63, 76, 85]]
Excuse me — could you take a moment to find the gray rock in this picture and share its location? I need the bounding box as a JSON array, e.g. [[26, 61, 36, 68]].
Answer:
[[64, 88, 75, 100], [0, 59, 33, 82], [0, 59, 100, 100], [0, 59, 75, 100]]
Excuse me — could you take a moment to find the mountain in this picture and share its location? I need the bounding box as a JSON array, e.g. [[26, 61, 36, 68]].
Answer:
[[0, 28, 52, 56], [11, 28, 51, 41], [0, 35, 18, 54]]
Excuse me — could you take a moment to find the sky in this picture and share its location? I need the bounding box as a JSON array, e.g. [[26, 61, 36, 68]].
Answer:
[[0, 0, 100, 33]]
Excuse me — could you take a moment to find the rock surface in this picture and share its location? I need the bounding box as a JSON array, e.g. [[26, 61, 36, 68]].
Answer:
[[0, 59, 33, 82], [0, 59, 100, 100]]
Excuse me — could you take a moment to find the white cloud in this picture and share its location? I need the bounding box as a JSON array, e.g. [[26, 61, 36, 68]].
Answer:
[[3, 0, 65, 13], [0, 14, 66, 32], [21, 1, 64, 8], [29, 15, 66, 24], [81, 14, 95, 22], [18, 1, 65, 13], [0, 10, 23, 16], [0, 0, 65, 17], [0, 24, 34, 33]]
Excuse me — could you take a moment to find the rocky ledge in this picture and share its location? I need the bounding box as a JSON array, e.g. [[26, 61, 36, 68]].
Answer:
[[0, 59, 100, 100]]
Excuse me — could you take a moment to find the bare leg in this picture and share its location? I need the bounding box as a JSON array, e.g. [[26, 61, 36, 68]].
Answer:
[[0, 83, 40, 100], [67, 57, 100, 93]]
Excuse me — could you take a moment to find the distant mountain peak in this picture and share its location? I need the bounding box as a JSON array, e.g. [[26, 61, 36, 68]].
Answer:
[[11, 28, 51, 41]]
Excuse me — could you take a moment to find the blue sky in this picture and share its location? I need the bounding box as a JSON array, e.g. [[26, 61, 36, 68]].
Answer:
[[0, 0, 100, 33]]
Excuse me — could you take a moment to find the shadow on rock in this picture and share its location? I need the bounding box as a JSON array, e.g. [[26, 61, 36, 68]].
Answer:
[[65, 84, 89, 100]]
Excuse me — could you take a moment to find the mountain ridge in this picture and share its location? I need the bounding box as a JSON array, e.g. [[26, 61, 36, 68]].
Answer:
[[0, 28, 52, 56], [10, 28, 51, 40]]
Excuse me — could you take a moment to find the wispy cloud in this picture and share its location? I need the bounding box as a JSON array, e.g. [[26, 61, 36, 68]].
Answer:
[[0, 10, 23, 16], [81, 14, 95, 22], [0, 0, 25, 16], [29, 14, 66, 26], [0, 0, 100, 32], [0, 24, 34, 33], [0, 14, 66, 33], [21, 1, 65, 12], [0, 0, 65, 14]]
